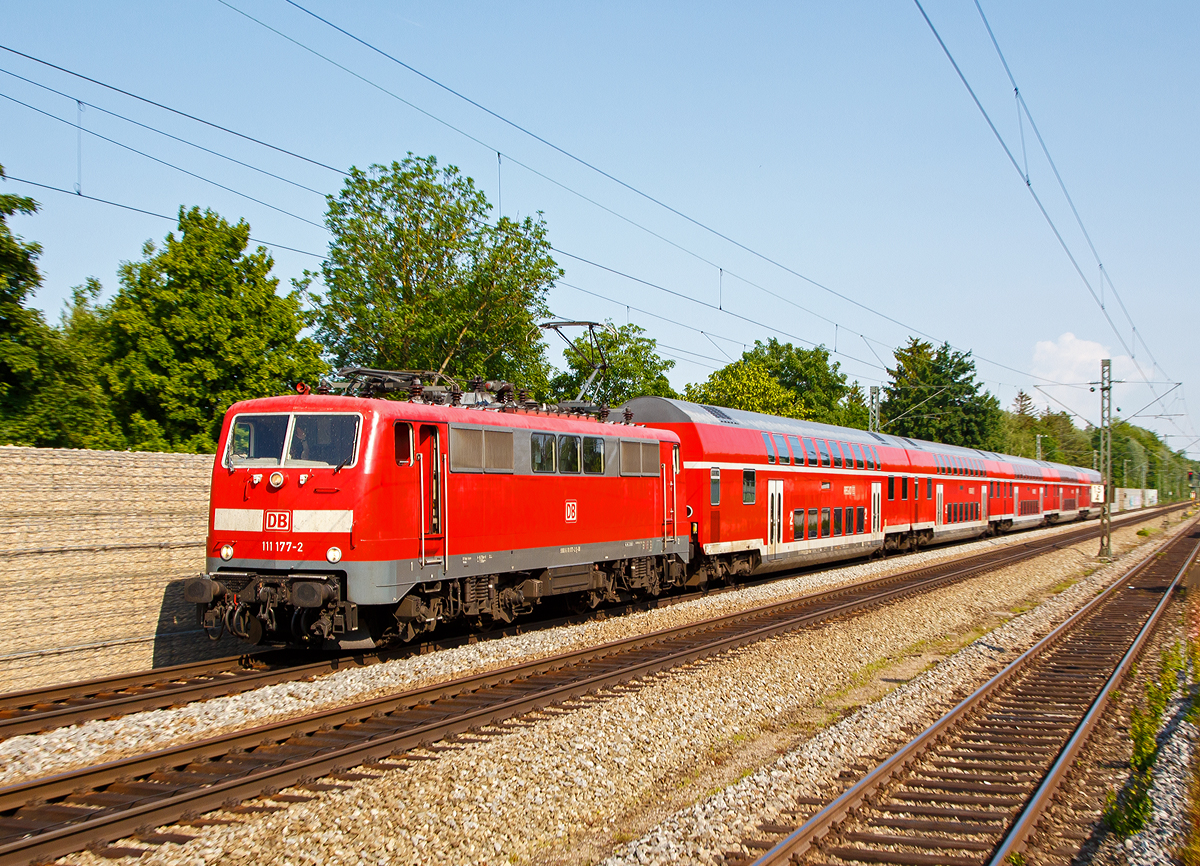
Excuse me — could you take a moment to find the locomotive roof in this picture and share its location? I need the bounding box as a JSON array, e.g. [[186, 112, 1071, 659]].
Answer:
[[622, 396, 1099, 483]]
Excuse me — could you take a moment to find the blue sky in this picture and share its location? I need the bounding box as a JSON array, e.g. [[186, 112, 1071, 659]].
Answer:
[[3, 1, 1197, 458]]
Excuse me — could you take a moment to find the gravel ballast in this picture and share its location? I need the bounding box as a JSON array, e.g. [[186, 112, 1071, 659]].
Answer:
[[43, 512, 1189, 866]]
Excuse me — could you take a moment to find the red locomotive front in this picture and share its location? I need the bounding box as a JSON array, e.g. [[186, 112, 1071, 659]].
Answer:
[[186, 381, 689, 648]]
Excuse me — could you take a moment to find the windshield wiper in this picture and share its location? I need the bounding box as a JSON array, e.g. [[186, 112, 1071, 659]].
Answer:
[[333, 456, 350, 474]]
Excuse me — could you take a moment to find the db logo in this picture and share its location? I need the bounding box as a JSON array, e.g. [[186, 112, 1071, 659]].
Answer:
[[564, 500, 577, 523], [265, 510, 291, 531]]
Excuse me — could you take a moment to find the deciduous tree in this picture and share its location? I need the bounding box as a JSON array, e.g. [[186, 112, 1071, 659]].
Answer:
[[105, 207, 325, 452], [741, 338, 868, 428], [311, 155, 561, 393], [683, 360, 806, 418]]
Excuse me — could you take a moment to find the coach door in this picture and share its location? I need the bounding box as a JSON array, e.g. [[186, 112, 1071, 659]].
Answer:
[[981, 486, 988, 523], [661, 445, 679, 543], [417, 423, 447, 567], [767, 479, 784, 556], [936, 484, 944, 527], [870, 482, 882, 534]]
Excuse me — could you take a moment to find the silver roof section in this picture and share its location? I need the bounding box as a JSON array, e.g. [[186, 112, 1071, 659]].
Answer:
[[621, 396, 1099, 481]]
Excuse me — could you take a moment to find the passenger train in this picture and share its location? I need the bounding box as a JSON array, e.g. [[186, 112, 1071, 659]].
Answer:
[[185, 373, 1102, 648]]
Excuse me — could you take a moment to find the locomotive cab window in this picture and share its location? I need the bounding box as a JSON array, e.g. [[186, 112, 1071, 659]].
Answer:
[[558, 435, 581, 473], [583, 437, 605, 474], [227, 414, 289, 467], [285, 414, 360, 468], [531, 433, 556, 473], [395, 422, 413, 465], [743, 469, 756, 504]]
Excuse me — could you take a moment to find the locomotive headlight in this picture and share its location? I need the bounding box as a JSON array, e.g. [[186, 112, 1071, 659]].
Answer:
[[220, 543, 235, 561], [326, 546, 343, 564], [269, 471, 285, 489]]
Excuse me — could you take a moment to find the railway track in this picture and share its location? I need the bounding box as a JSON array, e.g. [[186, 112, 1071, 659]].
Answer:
[[0, 508, 1186, 863], [0, 507, 1178, 744], [736, 514, 1200, 866]]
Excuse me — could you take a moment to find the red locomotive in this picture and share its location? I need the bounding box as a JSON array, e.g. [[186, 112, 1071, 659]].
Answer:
[[186, 371, 1101, 648]]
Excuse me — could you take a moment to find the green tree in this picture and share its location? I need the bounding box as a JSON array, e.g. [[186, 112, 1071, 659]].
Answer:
[[683, 360, 806, 418], [104, 207, 325, 452], [0, 165, 52, 441], [742, 339, 865, 426], [312, 155, 561, 393], [881, 338, 1002, 449], [548, 322, 676, 406]]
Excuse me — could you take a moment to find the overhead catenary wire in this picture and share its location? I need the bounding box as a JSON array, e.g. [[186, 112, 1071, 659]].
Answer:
[[915, 0, 1194, 448], [0, 91, 327, 230], [0, 43, 346, 176], [2, 175, 325, 259], [0, 66, 327, 196]]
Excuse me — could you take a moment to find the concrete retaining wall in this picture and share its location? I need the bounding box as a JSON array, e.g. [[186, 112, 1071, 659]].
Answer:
[[0, 446, 240, 693]]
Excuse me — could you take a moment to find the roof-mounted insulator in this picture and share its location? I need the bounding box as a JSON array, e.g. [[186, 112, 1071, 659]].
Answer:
[[450, 385, 462, 406], [624, 407, 634, 423], [410, 378, 424, 403], [600, 404, 610, 422]]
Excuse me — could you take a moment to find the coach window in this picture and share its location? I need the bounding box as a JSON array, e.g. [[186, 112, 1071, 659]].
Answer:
[[774, 433, 791, 465], [394, 422, 413, 465], [710, 467, 721, 505], [743, 469, 756, 504], [865, 447, 875, 471], [856, 506, 866, 534], [815, 439, 831, 468], [531, 433, 556, 473], [901, 477, 909, 500], [888, 476, 895, 500], [852, 443, 865, 470], [833, 508, 842, 536], [788, 436, 806, 466], [927, 477, 933, 500], [558, 435, 581, 473], [869, 446, 880, 470], [845, 506, 854, 534], [583, 437, 605, 474], [762, 432, 776, 464], [808, 508, 820, 539], [793, 510, 805, 539], [820, 508, 831, 537]]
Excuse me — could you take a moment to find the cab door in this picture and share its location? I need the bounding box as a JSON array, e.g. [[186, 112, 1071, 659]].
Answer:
[[417, 423, 447, 566]]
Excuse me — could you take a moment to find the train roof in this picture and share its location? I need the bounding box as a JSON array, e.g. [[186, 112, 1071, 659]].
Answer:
[[622, 396, 1100, 483]]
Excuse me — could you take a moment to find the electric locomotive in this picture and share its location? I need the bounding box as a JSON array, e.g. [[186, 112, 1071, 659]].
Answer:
[[186, 371, 688, 648]]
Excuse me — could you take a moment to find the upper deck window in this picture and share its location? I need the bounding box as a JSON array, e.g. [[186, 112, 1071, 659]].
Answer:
[[226, 413, 361, 469], [815, 439, 831, 468], [788, 436, 806, 466], [762, 432, 776, 464], [773, 433, 791, 465]]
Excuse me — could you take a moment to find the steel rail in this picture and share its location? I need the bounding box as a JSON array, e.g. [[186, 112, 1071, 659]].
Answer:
[[1, 511, 1171, 864], [748, 514, 1200, 866], [988, 531, 1200, 864]]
